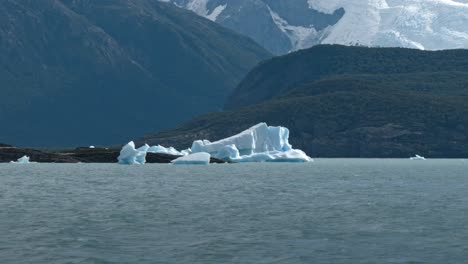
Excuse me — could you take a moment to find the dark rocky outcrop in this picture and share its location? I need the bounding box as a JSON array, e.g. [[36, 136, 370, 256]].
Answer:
[[0, 146, 227, 163], [0, 146, 80, 163]]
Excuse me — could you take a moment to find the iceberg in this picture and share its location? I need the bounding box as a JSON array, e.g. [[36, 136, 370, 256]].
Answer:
[[10, 155, 33, 164], [232, 150, 312, 163], [117, 123, 312, 164], [191, 123, 313, 162], [147, 145, 189, 156], [117, 142, 190, 165], [172, 152, 211, 165], [410, 155, 426, 161], [118, 141, 147, 165]]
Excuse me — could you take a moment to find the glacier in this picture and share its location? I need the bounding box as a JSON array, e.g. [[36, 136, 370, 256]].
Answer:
[[118, 123, 312, 164], [308, 0, 468, 50], [172, 152, 211, 165]]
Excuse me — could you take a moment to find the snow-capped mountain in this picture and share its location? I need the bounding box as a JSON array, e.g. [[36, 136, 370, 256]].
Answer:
[[309, 0, 468, 50], [160, 0, 468, 54], [159, 0, 344, 54]]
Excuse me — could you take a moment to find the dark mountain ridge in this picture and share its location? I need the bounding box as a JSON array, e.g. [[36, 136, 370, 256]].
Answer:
[[0, 0, 270, 147], [225, 45, 468, 109]]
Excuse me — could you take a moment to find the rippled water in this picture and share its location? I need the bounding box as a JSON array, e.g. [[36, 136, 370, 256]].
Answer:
[[1, 160, 468, 264]]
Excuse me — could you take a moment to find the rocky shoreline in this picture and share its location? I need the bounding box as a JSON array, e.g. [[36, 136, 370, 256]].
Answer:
[[0, 145, 226, 164]]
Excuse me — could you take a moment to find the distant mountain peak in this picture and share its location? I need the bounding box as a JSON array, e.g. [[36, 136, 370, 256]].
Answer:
[[161, 0, 468, 54]]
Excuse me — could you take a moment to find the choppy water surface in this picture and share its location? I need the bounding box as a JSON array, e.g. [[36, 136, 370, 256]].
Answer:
[[1, 159, 468, 264]]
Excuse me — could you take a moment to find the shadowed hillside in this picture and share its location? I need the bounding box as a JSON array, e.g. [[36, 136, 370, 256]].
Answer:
[[0, 0, 270, 147]]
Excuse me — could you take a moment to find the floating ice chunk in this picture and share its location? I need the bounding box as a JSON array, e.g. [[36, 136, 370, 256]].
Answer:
[[10, 155, 33, 164], [410, 155, 426, 160], [136, 144, 150, 164], [147, 145, 187, 156], [117, 142, 191, 164], [172, 152, 211, 165], [230, 150, 312, 163], [118, 141, 147, 165], [191, 123, 312, 162]]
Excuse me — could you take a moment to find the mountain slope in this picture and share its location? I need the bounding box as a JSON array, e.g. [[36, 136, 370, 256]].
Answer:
[[139, 46, 468, 158], [0, 0, 270, 147], [161, 0, 468, 54], [226, 45, 468, 109], [160, 0, 343, 54]]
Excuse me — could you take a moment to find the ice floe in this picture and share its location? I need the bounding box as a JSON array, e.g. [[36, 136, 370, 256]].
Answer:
[[171, 152, 211, 165]]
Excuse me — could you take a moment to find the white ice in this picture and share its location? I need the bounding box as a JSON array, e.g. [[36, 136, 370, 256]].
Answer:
[[308, 0, 468, 50], [118, 141, 147, 165], [10, 155, 32, 164], [147, 145, 189, 156], [118, 142, 190, 165], [410, 154, 426, 160], [118, 123, 312, 164], [191, 123, 313, 163], [172, 152, 211, 165]]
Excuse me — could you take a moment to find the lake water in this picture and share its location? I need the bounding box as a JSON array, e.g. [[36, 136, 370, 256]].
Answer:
[[1, 160, 467, 264]]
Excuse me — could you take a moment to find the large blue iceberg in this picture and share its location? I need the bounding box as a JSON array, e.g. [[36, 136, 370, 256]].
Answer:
[[118, 123, 312, 164], [191, 123, 312, 162]]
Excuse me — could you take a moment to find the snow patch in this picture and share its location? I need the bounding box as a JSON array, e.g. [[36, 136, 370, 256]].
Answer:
[[185, 0, 226, 21], [268, 7, 319, 51], [206, 5, 226, 21]]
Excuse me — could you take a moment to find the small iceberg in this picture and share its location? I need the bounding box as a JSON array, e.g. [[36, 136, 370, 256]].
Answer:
[[171, 152, 211, 165], [410, 155, 426, 160], [191, 123, 312, 163], [117, 141, 147, 165], [10, 155, 33, 164], [117, 142, 190, 165]]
